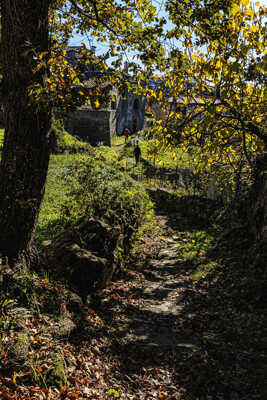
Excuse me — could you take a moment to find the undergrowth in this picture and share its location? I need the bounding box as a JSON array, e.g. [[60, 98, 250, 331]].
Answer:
[[60, 149, 155, 256]]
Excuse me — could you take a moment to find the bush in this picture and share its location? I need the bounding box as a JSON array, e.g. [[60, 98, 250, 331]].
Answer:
[[60, 149, 154, 257]]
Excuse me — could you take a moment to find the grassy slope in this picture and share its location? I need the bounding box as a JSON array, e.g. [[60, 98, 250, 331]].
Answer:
[[1, 129, 195, 243], [36, 145, 120, 244], [1, 128, 196, 243]]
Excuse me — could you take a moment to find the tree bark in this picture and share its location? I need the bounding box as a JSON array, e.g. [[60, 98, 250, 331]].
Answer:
[[0, 1, 51, 264]]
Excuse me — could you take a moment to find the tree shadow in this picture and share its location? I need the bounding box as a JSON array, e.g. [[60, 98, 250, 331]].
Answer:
[[148, 190, 221, 232], [89, 254, 267, 398]]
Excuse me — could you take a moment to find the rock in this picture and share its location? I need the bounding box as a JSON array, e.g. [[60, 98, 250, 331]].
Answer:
[[51, 242, 110, 300], [74, 219, 119, 260], [158, 248, 178, 260], [43, 218, 120, 300], [67, 292, 84, 314], [53, 317, 76, 339], [9, 332, 29, 363]]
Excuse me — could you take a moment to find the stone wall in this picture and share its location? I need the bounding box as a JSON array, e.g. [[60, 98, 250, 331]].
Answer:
[[64, 109, 117, 146]]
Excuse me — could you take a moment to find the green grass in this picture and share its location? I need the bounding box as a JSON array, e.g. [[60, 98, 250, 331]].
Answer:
[[111, 136, 194, 170], [0, 129, 195, 244], [110, 135, 125, 147], [0, 128, 122, 243], [1, 129, 194, 170], [178, 230, 218, 281], [35, 154, 78, 243], [0, 129, 4, 150], [36, 144, 123, 243]]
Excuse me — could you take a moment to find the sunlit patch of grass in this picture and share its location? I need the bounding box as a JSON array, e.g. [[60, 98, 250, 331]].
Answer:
[[111, 135, 125, 147], [190, 270, 205, 281], [172, 228, 218, 280], [0, 129, 4, 151], [95, 145, 120, 164], [190, 261, 218, 281], [35, 154, 78, 243]]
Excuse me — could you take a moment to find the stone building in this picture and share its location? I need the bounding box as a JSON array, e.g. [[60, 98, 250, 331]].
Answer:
[[0, 47, 146, 145], [65, 108, 116, 147], [63, 47, 146, 145], [65, 88, 146, 146]]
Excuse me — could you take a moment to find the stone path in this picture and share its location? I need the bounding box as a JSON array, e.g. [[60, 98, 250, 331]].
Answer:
[[96, 212, 203, 370], [119, 219, 201, 354]]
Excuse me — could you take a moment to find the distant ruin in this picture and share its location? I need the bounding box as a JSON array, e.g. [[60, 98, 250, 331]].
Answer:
[[63, 47, 146, 145]]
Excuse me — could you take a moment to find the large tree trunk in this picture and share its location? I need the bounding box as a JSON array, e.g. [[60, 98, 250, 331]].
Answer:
[[0, 1, 51, 264]]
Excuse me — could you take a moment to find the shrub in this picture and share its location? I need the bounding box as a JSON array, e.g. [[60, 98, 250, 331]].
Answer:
[[60, 149, 154, 257]]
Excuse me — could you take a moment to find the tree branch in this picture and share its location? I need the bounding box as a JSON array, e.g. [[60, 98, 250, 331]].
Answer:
[[69, 0, 117, 35]]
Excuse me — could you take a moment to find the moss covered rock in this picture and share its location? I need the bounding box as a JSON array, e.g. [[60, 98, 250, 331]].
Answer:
[[43, 219, 119, 301], [9, 332, 29, 362]]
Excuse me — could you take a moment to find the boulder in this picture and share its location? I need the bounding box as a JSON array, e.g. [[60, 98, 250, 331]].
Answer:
[[53, 317, 76, 339], [43, 218, 120, 300], [8, 332, 29, 364]]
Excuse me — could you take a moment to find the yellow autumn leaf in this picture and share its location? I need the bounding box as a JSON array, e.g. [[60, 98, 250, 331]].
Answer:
[[184, 97, 190, 105], [247, 84, 253, 95], [241, 0, 249, 6], [232, 3, 240, 15], [245, 8, 254, 18], [216, 60, 223, 69], [94, 99, 101, 108], [250, 25, 258, 32]]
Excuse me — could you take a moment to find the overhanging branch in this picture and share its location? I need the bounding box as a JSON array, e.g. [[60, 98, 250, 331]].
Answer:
[[69, 0, 117, 35]]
